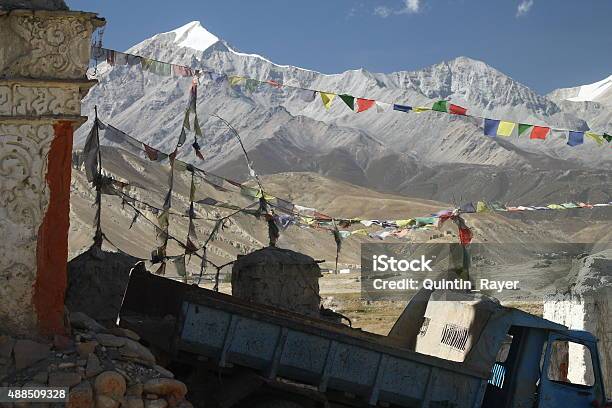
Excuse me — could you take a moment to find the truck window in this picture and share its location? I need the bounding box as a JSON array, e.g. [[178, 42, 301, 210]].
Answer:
[[547, 340, 595, 387]]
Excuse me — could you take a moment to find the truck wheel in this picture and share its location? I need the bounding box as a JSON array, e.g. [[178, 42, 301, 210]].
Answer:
[[252, 399, 305, 408]]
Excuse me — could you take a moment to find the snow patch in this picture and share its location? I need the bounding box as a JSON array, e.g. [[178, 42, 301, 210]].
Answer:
[[566, 74, 612, 102], [161, 21, 219, 51]]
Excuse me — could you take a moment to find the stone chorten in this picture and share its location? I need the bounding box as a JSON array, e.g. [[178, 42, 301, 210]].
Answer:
[[231, 247, 322, 317]]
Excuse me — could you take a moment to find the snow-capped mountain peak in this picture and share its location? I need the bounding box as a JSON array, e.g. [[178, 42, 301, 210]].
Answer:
[[159, 20, 219, 51], [566, 74, 612, 102]]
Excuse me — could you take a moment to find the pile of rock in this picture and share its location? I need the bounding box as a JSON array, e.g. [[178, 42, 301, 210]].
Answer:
[[0, 312, 192, 408]]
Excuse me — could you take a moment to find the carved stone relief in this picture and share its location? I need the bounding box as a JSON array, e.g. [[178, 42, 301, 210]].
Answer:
[[0, 123, 53, 334], [0, 12, 100, 79], [0, 82, 81, 116]]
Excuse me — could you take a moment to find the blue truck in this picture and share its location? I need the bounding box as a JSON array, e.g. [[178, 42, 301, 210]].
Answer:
[[119, 268, 609, 408]]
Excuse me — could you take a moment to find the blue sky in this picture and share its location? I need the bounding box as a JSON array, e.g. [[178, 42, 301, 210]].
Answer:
[[67, 0, 611, 94]]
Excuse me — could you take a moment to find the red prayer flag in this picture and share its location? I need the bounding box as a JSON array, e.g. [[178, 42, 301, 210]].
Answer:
[[356, 98, 375, 113], [449, 104, 467, 115], [530, 126, 550, 140], [143, 144, 159, 161], [267, 80, 282, 88], [195, 148, 204, 160], [458, 226, 473, 246]]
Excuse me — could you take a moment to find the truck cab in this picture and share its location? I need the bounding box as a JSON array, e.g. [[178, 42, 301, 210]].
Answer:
[[388, 290, 609, 408]]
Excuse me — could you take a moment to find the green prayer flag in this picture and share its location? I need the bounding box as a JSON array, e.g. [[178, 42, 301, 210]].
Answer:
[[518, 123, 532, 136], [339, 94, 355, 110], [183, 110, 191, 131], [603, 133, 612, 143], [194, 113, 202, 137], [432, 100, 448, 113]]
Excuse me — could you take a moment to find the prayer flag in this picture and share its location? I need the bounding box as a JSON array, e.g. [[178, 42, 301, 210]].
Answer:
[[497, 121, 516, 137], [585, 131, 604, 145], [375, 101, 392, 113], [356, 98, 375, 113], [143, 144, 159, 161], [320, 92, 336, 109], [183, 110, 191, 131], [603, 133, 612, 143], [177, 128, 187, 147], [567, 131, 584, 147], [484, 119, 500, 137], [530, 126, 549, 140], [518, 123, 532, 136], [449, 104, 467, 115], [192, 140, 204, 160], [339, 94, 355, 110], [476, 201, 489, 213], [393, 104, 412, 113], [245, 79, 259, 93], [298, 89, 316, 102], [228, 76, 245, 87], [432, 100, 448, 112], [194, 114, 202, 137], [267, 80, 282, 88], [413, 107, 431, 113]]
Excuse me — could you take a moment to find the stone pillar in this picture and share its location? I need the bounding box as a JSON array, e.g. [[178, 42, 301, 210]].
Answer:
[[0, 7, 105, 335]]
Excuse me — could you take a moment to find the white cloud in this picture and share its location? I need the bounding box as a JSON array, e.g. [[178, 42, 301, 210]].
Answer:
[[374, 5, 393, 18], [399, 0, 422, 14], [516, 0, 534, 17], [374, 0, 423, 18]]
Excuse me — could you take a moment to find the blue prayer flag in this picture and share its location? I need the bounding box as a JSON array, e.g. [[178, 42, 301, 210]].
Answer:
[[393, 104, 412, 113], [567, 131, 584, 147], [484, 119, 500, 137]]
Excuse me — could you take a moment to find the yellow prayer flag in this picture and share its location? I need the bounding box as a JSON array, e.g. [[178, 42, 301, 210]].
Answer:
[[229, 75, 245, 87], [319, 92, 336, 109], [350, 229, 369, 236], [585, 131, 604, 145], [413, 107, 431, 113], [396, 219, 415, 227], [476, 201, 489, 213], [497, 121, 516, 137]]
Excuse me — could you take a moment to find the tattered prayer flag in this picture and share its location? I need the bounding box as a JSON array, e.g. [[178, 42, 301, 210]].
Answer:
[[173, 65, 193, 77], [356, 98, 375, 113], [585, 131, 604, 145], [228, 76, 245, 87], [413, 106, 431, 113], [375, 101, 392, 113], [194, 114, 203, 137], [143, 144, 159, 161], [603, 133, 612, 143], [530, 126, 549, 140], [192, 140, 204, 160], [458, 227, 473, 246], [476, 201, 489, 213], [174, 256, 187, 277], [497, 121, 516, 137], [518, 123, 533, 137], [299, 89, 317, 102], [484, 119, 500, 137], [245, 79, 259, 93], [449, 104, 467, 115], [320, 92, 336, 109], [183, 110, 191, 131], [177, 128, 187, 147], [267, 80, 282, 88], [567, 131, 584, 147], [393, 104, 411, 113], [339, 94, 355, 110], [432, 100, 448, 112]]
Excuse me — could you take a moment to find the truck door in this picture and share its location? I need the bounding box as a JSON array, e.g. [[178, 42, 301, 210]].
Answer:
[[538, 333, 605, 408]]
